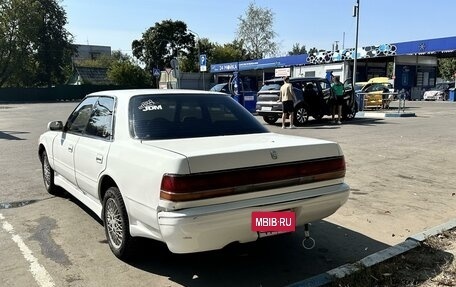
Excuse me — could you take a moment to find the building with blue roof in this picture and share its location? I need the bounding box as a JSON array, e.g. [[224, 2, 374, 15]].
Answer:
[[211, 36, 456, 100]]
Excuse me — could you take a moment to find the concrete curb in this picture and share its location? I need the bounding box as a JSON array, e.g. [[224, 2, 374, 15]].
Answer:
[[384, 112, 416, 117], [287, 218, 456, 287], [356, 111, 416, 118]]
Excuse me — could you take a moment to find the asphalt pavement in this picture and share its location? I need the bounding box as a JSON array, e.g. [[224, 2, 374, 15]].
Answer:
[[0, 100, 455, 287]]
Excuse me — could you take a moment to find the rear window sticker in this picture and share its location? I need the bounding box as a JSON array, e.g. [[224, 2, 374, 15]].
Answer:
[[138, 99, 163, 111]]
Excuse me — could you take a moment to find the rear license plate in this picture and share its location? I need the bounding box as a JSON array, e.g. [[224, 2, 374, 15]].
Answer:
[[258, 231, 291, 238], [251, 211, 296, 232]]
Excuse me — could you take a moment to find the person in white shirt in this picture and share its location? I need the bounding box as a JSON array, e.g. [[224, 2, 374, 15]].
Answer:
[[278, 76, 297, 129]]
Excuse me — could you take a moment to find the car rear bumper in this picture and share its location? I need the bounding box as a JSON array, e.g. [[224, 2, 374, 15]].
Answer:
[[257, 110, 282, 116], [423, 96, 439, 100], [256, 101, 283, 116], [157, 183, 350, 253]]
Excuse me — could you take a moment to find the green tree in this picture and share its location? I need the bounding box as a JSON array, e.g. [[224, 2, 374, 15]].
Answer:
[[34, 0, 74, 87], [74, 51, 130, 68], [308, 47, 319, 55], [0, 0, 36, 86], [75, 54, 114, 68], [74, 50, 150, 86], [132, 19, 195, 72], [288, 43, 307, 55], [179, 37, 215, 72], [236, 2, 278, 59], [211, 40, 252, 64], [0, 0, 74, 87], [438, 58, 456, 81], [107, 61, 151, 87]]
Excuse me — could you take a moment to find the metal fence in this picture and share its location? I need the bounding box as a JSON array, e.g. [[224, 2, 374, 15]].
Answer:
[[0, 85, 135, 103]]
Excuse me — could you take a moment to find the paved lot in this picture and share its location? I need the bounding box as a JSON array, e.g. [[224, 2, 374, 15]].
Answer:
[[0, 101, 455, 287]]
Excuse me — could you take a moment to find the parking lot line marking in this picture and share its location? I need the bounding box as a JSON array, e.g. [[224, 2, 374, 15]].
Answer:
[[0, 213, 55, 287]]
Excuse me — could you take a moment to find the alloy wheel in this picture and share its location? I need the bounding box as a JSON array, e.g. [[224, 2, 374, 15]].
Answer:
[[105, 198, 123, 249], [294, 106, 308, 125], [42, 154, 51, 188]]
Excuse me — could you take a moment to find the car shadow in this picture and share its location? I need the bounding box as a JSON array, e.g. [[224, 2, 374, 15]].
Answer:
[[0, 130, 28, 140], [59, 189, 401, 287], [61, 190, 104, 225], [121, 221, 390, 287], [269, 117, 392, 130]]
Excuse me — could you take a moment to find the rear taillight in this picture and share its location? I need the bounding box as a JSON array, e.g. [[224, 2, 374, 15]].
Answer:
[[160, 156, 345, 202]]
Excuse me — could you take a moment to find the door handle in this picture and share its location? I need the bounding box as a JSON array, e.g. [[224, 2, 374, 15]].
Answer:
[[96, 154, 103, 164], [68, 145, 73, 153]]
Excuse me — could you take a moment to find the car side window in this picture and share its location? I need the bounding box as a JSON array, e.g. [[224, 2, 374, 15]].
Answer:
[[365, 85, 377, 92], [344, 80, 353, 90], [371, 84, 384, 92], [85, 97, 115, 140], [65, 97, 97, 134], [319, 81, 331, 91]]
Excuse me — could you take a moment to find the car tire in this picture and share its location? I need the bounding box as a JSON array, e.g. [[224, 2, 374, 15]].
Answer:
[[41, 150, 59, 195], [262, 115, 279, 125], [103, 187, 132, 259], [294, 104, 308, 126]]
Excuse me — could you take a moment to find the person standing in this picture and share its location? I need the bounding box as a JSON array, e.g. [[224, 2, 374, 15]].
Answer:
[[331, 76, 344, 124], [278, 76, 297, 129]]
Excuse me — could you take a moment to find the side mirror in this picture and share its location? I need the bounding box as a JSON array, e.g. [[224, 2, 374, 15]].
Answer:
[[47, 121, 63, 131]]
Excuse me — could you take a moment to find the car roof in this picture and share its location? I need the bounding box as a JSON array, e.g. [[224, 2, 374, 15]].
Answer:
[[263, 77, 327, 84], [87, 89, 226, 99], [367, 77, 390, 84], [290, 77, 327, 81], [264, 78, 284, 84], [436, 82, 454, 86]]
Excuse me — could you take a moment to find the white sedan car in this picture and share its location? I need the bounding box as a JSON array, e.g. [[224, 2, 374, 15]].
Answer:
[[423, 82, 454, 101], [38, 89, 350, 258], [423, 90, 446, 101]]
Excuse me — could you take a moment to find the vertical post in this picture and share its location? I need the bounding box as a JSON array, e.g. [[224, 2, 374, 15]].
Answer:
[[198, 41, 203, 89], [352, 0, 360, 90], [342, 32, 345, 50], [203, 72, 205, 91], [189, 29, 202, 90]]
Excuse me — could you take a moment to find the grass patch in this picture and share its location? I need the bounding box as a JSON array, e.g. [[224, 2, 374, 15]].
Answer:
[[330, 228, 456, 287]]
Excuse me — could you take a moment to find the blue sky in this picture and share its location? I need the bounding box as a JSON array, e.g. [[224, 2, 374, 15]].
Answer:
[[62, 0, 456, 57]]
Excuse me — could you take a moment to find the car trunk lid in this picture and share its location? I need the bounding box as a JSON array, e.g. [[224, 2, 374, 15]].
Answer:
[[142, 133, 342, 173]]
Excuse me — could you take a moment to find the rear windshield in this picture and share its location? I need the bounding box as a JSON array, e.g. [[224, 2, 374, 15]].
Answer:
[[129, 94, 268, 140], [259, 82, 282, 91], [435, 83, 454, 91], [209, 84, 227, 92]]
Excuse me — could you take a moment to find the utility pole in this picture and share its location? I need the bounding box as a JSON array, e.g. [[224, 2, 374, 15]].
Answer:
[[189, 29, 203, 90], [342, 32, 345, 50], [353, 0, 360, 89]]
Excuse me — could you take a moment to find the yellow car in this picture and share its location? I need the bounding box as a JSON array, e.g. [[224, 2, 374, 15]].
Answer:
[[360, 78, 394, 109]]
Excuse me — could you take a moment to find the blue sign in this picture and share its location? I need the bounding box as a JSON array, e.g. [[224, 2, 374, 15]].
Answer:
[[152, 68, 160, 77], [395, 36, 456, 55], [200, 54, 207, 66], [210, 62, 238, 73], [200, 54, 207, 72]]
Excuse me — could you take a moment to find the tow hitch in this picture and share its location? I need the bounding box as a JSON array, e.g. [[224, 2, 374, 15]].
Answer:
[[302, 223, 316, 250]]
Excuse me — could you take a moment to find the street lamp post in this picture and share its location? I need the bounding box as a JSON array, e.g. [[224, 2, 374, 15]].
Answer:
[[352, 0, 360, 89], [189, 29, 203, 90]]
